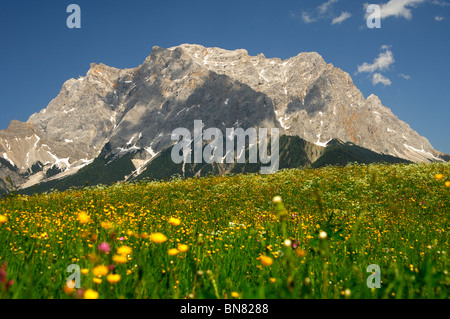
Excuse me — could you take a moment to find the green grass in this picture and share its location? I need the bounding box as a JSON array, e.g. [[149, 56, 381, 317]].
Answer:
[[0, 162, 448, 299]]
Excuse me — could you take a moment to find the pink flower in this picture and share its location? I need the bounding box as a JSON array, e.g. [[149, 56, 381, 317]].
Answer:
[[119, 237, 124, 241], [0, 269, 6, 283], [76, 289, 85, 299], [97, 242, 111, 253], [0, 262, 13, 290], [0, 262, 7, 283]]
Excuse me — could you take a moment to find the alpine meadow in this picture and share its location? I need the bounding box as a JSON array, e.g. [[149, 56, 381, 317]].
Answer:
[[0, 162, 448, 299]]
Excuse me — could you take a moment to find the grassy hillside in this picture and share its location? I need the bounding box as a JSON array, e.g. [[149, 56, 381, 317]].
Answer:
[[311, 140, 411, 168], [0, 162, 448, 299]]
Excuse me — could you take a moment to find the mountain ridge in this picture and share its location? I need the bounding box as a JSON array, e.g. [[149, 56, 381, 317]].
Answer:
[[0, 44, 447, 193]]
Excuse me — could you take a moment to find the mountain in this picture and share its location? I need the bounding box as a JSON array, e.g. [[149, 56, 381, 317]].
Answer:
[[0, 44, 447, 194]]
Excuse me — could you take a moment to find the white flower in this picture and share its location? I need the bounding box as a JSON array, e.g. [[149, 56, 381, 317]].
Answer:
[[284, 239, 292, 247], [272, 196, 282, 204], [319, 231, 328, 240]]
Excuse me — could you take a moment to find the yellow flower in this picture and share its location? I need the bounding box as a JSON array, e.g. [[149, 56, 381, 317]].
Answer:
[[88, 253, 100, 264], [117, 246, 132, 256], [77, 211, 90, 224], [260, 255, 273, 267], [445, 181, 450, 188], [92, 265, 109, 277], [435, 173, 444, 180], [93, 277, 102, 284], [269, 278, 276, 283], [168, 248, 179, 256], [84, 289, 99, 299], [81, 268, 89, 275], [296, 249, 307, 258], [150, 232, 168, 244], [107, 274, 121, 284], [178, 244, 189, 252], [231, 292, 240, 298], [101, 221, 113, 230], [0, 215, 7, 224], [63, 284, 75, 295], [112, 254, 128, 264], [168, 217, 181, 226]]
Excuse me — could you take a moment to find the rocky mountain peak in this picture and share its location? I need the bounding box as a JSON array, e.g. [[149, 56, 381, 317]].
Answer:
[[0, 44, 447, 191]]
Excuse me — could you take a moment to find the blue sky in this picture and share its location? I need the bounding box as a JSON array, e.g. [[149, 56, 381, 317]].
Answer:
[[0, 0, 449, 153]]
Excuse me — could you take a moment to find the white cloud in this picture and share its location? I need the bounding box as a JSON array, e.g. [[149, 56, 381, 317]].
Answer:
[[399, 73, 411, 80], [356, 46, 398, 86], [434, 15, 445, 21], [431, 0, 450, 6], [332, 11, 352, 24], [318, 0, 339, 14], [357, 46, 395, 74], [301, 12, 317, 23], [372, 73, 392, 86], [299, 0, 349, 24], [364, 0, 425, 20]]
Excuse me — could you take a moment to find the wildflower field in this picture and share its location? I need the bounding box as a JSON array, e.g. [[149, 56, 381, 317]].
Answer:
[[0, 162, 448, 299]]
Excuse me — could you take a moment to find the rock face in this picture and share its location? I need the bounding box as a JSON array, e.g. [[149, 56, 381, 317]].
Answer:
[[0, 44, 447, 190], [176, 44, 443, 162], [0, 158, 26, 194]]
